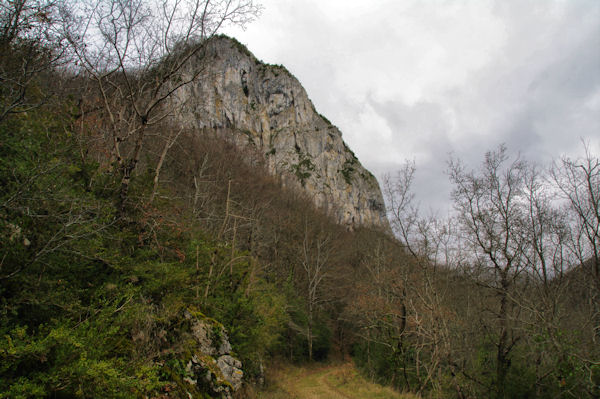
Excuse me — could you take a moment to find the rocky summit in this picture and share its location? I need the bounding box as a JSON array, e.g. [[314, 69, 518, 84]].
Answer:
[[172, 36, 388, 230]]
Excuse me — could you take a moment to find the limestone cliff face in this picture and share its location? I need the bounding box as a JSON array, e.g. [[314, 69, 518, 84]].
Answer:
[[174, 36, 387, 229]]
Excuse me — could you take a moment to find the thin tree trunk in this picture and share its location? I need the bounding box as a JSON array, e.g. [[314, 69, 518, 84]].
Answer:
[[150, 127, 182, 203], [204, 251, 216, 300], [218, 179, 232, 239], [118, 127, 145, 214], [230, 218, 237, 286], [195, 244, 200, 298], [496, 286, 509, 399], [307, 308, 313, 361]]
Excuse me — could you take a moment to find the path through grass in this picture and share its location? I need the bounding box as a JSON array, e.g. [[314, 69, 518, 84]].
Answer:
[[257, 362, 419, 399]]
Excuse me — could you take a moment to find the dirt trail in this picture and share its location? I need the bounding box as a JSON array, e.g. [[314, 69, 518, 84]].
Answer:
[[316, 367, 353, 399], [259, 362, 417, 399], [281, 364, 350, 399]]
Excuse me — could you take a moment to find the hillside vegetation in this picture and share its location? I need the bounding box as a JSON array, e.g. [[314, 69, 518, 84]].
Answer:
[[1, 1, 599, 399]]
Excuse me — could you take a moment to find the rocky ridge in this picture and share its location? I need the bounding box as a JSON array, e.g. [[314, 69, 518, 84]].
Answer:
[[173, 36, 388, 229]]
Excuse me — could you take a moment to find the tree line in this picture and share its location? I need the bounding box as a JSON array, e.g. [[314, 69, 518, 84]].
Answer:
[[368, 144, 599, 397]]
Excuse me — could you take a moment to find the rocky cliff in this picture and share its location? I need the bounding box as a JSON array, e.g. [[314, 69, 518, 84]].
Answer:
[[173, 36, 387, 229]]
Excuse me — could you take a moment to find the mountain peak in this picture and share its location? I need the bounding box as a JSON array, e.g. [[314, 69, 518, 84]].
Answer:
[[173, 35, 388, 229]]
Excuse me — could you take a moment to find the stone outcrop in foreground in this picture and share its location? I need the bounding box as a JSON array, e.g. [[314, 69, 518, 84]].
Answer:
[[181, 309, 243, 399], [174, 36, 388, 229]]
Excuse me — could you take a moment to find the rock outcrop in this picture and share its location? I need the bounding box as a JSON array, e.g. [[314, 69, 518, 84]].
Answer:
[[173, 36, 388, 229], [178, 309, 243, 399]]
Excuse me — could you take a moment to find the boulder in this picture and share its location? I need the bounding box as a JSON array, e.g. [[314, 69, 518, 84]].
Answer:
[[180, 309, 243, 398], [216, 355, 243, 391]]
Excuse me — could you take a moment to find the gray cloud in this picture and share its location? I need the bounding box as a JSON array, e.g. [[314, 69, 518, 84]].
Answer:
[[226, 0, 600, 212]]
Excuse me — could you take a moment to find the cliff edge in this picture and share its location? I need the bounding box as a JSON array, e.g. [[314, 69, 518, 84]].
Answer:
[[174, 36, 388, 229]]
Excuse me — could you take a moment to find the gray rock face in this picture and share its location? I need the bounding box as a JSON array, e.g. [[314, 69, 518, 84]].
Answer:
[[173, 36, 388, 230], [189, 313, 232, 356], [183, 310, 242, 398], [216, 355, 243, 391]]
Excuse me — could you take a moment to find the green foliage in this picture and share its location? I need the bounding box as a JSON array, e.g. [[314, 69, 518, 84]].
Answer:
[[318, 113, 333, 126], [352, 340, 424, 391], [0, 305, 163, 398], [288, 150, 315, 187], [220, 34, 255, 60], [200, 258, 288, 377], [241, 129, 256, 145], [343, 142, 358, 161], [310, 316, 332, 361], [0, 75, 289, 396], [340, 157, 357, 185]]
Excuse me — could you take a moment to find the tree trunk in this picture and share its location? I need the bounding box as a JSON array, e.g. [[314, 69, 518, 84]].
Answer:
[[496, 288, 509, 399], [149, 128, 182, 204], [307, 304, 313, 361], [118, 127, 145, 214]]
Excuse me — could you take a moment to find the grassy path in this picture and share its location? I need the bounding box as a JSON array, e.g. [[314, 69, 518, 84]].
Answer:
[[257, 362, 418, 399]]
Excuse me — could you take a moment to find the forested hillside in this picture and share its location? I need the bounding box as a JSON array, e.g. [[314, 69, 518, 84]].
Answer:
[[1, 1, 598, 398]]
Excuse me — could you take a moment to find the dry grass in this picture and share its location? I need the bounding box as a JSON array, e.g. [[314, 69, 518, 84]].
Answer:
[[255, 361, 419, 399]]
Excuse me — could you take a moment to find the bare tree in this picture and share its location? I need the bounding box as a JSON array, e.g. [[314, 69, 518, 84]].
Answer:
[[448, 145, 529, 398], [64, 0, 261, 211], [376, 147, 598, 396], [384, 160, 421, 258], [384, 161, 465, 394], [551, 146, 600, 343], [552, 147, 599, 289], [0, 0, 68, 121], [149, 124, 183, 203], [300, 218, 332, 360]]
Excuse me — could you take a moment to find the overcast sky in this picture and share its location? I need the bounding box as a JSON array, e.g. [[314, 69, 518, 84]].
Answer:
[[225, 0, 600, 214]]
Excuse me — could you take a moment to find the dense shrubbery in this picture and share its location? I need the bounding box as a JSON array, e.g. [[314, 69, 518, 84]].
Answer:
[[0, 105, 293, 396], [0, 54, 337, 397]]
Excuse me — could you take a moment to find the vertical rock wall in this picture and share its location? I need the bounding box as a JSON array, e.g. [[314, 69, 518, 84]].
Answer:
[[174, 36, 388, 229]]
